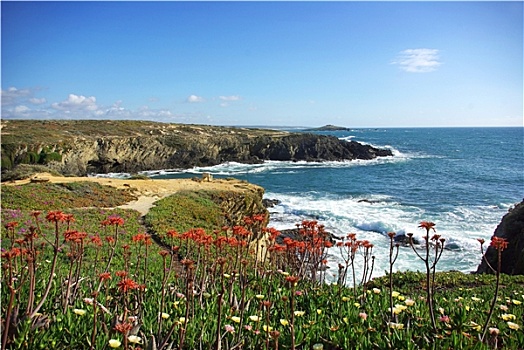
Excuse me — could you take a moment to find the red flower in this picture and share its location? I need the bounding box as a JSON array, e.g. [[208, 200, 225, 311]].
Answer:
[[99, 272, 112, 281], [285, 275, 300, 285], [114, 321, 133, 334], [166, 230, 179, 238], [490, 236, 508, 251], [4, 221, 18, 230], [117, 278, 139, 293], [90, 235, 103, 247], [46, 211, 66, 223], [115, 270, 127, 278], [418, 221, 436, 232]]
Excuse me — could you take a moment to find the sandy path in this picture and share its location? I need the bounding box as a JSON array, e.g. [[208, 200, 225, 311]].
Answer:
[[7, 173, 264, 216]]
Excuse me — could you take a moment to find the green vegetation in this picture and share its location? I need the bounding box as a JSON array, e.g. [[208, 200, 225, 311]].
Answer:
[[144, 191, 225, 234], [1, 181, 136, 210], [1, 182, 523, 349]]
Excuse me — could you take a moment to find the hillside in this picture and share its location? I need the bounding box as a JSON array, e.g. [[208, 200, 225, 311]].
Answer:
[[1, 120, 393, 176]]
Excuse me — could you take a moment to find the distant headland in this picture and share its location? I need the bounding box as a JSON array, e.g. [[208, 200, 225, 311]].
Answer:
[[304, 124, 352, 131]]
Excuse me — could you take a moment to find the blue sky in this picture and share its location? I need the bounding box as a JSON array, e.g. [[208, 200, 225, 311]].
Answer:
[[1, 1, 522, 127]]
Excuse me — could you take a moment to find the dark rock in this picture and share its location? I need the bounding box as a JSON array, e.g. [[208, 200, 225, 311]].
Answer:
[[276, 228, 340, 245], [262, 198, 281, 208], [476, 200, 524, 275], [394, 234, 420, 246]]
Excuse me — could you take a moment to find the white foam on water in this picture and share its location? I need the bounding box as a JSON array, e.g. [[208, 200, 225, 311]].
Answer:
[[264, 191, 508, 285]]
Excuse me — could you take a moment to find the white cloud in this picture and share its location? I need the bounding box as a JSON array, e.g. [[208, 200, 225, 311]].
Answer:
[[51, 94, 98, 111], [0, 87, 211, 123], [392, 49, 441, 73], [14, 105, 31, 114], [187, 94, 204, 103], [1, 87, 32, 106], [219, 95, 241, 101], [29, 97, 47, 104]]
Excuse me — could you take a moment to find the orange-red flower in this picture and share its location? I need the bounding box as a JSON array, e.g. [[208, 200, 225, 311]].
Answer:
[[114, 321, 133, 334], [418, 221, 436, 232], [46, 211, 66, 223], [285, 275, 300, 285], [99, 272, 112, 281], [490, 236, 508, 251], [117, 278, 139, 293]]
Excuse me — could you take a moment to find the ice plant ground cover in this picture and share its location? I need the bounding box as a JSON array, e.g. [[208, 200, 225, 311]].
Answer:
[[1, 183, 523, 349]]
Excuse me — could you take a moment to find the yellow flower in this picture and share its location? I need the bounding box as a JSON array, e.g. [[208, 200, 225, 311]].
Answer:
[[73, 309, 86, 316], [231, 316, 241, 323], [280, 319, 289, 326], [108, 339, 121, 348], [354, 302, 361, 308], [249, 315, 261, 322], [255, 294, 265, 299], [465, 305, 470, 311], [294, 311, 305, 317], [179, 317, 186, 323], [507, 322, 520, 330], [470, 321, 481, 331], [501, 314, 516, 321], [161, 313, 170, 319], [391, 291, 400, 298], [127, 335, 142, 344], [263, 324, 273, 332], [388, 322, 404, 330], [397, 295, 405, 301], [395, 304, 407, 311], [404, 299, 415, 306], [343, 317, 349, 324], [512, 299, 522, 305], [341, 296, 350, 302], [316, 309, 322, 315], [471, 297, 481, 302], [373, 288, 380, 294], [390, 305, 407, 315], [223, 273, 231, 278]]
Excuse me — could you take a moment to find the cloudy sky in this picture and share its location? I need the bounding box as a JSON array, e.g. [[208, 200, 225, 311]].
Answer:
[[1, 1, 522, 127]]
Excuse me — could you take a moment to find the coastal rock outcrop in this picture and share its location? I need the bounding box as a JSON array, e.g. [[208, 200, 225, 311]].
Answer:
[[476, 200, 524, 275], [1, 120, 393, 176]]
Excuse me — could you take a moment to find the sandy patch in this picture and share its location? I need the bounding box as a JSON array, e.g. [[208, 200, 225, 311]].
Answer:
[[5, 173, 264, 216]]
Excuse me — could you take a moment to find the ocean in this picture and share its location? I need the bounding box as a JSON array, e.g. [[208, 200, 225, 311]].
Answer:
[[124, 127, 524, 283]]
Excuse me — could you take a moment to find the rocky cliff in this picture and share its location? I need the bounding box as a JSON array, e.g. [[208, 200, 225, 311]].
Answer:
[[1, 120, 393, 176], [476, 200, 524, 275]]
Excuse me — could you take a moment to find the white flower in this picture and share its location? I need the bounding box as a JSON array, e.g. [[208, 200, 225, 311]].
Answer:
[[404, 299, 415, 306], [507, 322, 520, 330], [127, 335, 142, 344]]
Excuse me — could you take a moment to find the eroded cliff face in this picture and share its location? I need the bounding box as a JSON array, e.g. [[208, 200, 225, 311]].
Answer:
[[1, 120, 393, 176]]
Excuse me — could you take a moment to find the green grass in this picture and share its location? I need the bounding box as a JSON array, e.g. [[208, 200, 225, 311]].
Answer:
[[1, 181, 136, 210]]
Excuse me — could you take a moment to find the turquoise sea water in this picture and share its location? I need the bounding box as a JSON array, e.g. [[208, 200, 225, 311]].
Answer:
[[127, 127, 523, 282]]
